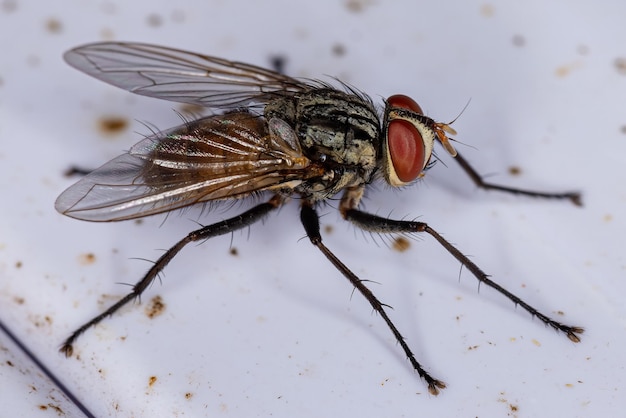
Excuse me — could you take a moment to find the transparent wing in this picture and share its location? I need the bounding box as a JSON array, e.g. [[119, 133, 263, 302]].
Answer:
[[64, 42, 313, 109], [55, 113, 314, 221]]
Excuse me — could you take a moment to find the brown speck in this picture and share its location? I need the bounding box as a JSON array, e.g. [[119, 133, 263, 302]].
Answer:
[[185, 392, 193, 400], [26, 55, 40, 67], [345, 0, 372, 13], [614, 57, 626, 75], [31, 315, 53, 328], [293, 27, 309, 40], [15, 261, 22, 268], [1, 0, 17, 13], [178, 103, 205, 116], [145, 295, 165, 319], [531, 338, 541, 347], [146, 13, 163, 27], [229, 247, 239, 256], [392, 236, 411, 252], [510, 404, 519, 412], [324, 224, 334, 234], [47, 404, 64, 415], [332, 43, 347, 57], [480, 3, 495, 17], [171, 9, 185, 23], [39, 405, 48, 411], [555, 66, 569, 77], [63, 166, 92, 177], [97, 116, 129, 136], [100, 27, 115, 40], [148, 376, 158, 387], [98, 293, 122, 308], [45, 18, 63, 34], [511, 34, 525, 47], [508, 166, 521, 176], [13, 296, 24, 305], [565, 382, 574, 388], [78, 253, 96, 266], [101, 1, 116, 14], [556, 61, 583, 78], [134, 219, 144, 226], [577, 44, 589, 55], [6, 360, 14, 367], [269, 55, 287, 74], [603, 214, 613, 222]]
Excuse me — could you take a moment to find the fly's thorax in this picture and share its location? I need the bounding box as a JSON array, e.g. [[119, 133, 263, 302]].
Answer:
[[266, 90, 380, 168], [263, 89, 382, 200], [264, 96, 298, 125], [295, 89, 380, 174]]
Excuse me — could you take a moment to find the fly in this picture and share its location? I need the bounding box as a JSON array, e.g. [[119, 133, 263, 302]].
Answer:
[[56, 42, 583, 395]]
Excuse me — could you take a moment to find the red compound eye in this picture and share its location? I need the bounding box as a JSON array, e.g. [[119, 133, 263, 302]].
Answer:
[[387, 94, 423, 115], [386, 95, 426, 184]]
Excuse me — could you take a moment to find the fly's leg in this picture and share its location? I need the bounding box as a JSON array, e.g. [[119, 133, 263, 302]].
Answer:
[[60, 195, 284, 356], [300, 202, 447, 395], [453, 152, 582, 206], [341, 206, 584, 343]]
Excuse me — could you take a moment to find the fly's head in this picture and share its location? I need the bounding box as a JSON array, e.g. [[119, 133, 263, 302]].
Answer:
[[382, 95, 458, 187]]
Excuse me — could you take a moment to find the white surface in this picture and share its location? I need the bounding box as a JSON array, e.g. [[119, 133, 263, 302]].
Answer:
[[1, 0, 625, 416]]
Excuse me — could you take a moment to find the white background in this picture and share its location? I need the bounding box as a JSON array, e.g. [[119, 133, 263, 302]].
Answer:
[[1, 0, 625, 417]]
